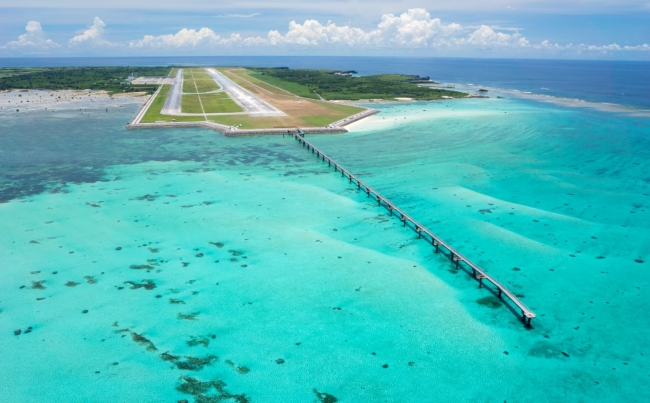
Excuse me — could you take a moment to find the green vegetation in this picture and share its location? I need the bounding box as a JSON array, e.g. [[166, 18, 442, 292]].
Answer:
[[299, 116, 339, 126], [140, 85, 203, 123], [208, 115, 273, 129], [0, 66, 172, 94], [200, 93, 242, 113], [0, 68, 49, 79], [182, 68, 221, 93], [182, 94, 204, 114], [247, 72, 317, 98], [140, 85, 171, 122], [182, 78, 195, 93], [249, 68, 466, 101], [207, 101, 363, 129], [180, 92, 243, 114], [194, 80, 220, 93], [190, 71, 211, 80]]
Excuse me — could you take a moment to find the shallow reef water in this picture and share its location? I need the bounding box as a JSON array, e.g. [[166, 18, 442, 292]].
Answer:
[[1, 96, 649, 402]]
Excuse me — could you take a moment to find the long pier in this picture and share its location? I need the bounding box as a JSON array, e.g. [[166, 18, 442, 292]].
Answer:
[[294, 131, 536, 326]]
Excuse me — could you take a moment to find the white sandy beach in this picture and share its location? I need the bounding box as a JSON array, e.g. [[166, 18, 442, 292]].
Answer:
[[344, 102, 505, 133]]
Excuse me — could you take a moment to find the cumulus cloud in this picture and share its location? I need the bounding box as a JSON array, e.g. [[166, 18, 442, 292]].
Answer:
[[2, 21, 59, 49], [129, 28, 257, 48], [129, 9, 547, 51], [129, 8, 650, 55], [267, 20, 376, 46], [460, 25, 530, 48], [69, 17, 113, 46]]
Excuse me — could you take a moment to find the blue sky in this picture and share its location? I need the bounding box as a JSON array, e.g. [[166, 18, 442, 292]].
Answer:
[[1, 0, 649, 59]]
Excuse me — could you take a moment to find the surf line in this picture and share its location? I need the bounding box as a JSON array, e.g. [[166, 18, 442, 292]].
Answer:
[[294, 130, 536, 327]]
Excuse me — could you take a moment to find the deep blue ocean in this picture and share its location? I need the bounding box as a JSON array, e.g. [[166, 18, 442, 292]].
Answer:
[[1, 56, 649, 109]]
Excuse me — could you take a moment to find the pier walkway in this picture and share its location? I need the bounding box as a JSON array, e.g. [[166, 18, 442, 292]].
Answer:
[[294, 131, 536, 326]]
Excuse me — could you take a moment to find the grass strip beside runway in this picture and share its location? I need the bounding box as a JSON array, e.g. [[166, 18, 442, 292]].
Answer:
[[247, 73, 319, 99], [181, 94, 204, 114], [194, 79, 221, 93], [140, 85, 203, 123], [200, 94, 243, 113]]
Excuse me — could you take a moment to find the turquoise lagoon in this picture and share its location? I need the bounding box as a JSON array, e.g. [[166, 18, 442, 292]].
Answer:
[[1, 94, 649, 402]]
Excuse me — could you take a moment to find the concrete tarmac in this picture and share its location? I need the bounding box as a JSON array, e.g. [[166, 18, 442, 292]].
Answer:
[[161, 69, 183, 114], [204, 68, 285, 116]]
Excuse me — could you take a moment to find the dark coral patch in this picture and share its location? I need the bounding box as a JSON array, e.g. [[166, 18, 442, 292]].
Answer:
[[225, 359, 250, 374], [314, 389, 339, 403], [134, 194, 157, 201], [132, 332, 157, 351], [178, 312, 199, 320], [175, 355, 218, 371], [176, 377, 249, 402], [187, 336, 210, 347], [125, 280, 156, 290], [31, 281, 46, 290], [476, 296, 502, 309], [130, 264, 154, 270]]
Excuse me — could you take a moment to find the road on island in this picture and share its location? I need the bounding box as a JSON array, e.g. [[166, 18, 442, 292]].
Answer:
[[204, 68, 285, 116], [161, 69, 183, 114]]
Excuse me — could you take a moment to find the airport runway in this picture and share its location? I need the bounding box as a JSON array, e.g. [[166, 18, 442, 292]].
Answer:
[[161, 69, 183, 114], [204, 68, 285, 116]]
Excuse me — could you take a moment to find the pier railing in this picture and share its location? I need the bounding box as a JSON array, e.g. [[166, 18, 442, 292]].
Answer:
[[295, 131, 536, 326]]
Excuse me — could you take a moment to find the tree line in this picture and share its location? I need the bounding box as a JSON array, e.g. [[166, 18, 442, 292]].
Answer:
[[250, 68, 464, 100], [0, 66, 172, 94]]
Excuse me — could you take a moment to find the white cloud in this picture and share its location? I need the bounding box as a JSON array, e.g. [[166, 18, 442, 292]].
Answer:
[[261, 9, 534, 50], [460, 25, 530, 48], [268, 20, 376, 46], [129, 28, 252, 48], [2, 21, 59, 49], [69, 17, 113, 46], [122, 8, 650, 56]]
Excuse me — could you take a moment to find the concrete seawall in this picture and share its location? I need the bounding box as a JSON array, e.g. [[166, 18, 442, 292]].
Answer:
[[127, 108, 379, 136], [130, 86, 162, 125], [329, 109, 380, 127]]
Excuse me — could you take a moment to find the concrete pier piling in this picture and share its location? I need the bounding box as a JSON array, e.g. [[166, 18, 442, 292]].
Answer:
[[294, 131, 536, 327]]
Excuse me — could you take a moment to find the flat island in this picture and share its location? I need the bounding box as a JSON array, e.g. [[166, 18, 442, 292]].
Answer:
[[0, 66, 467, 135]]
